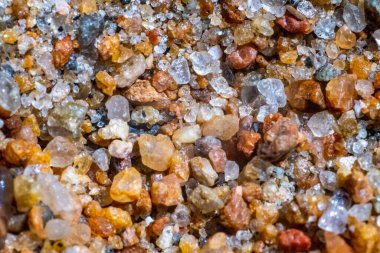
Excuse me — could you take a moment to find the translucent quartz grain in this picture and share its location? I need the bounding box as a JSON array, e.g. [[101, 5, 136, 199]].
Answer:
[[168, 57, 191, 85], [0, 71, 20, 117], [105, 95, 130, 121], [318, 191, 350, 234], [44, 136, 77, 168], [307, 111, 335, 137], [44, 219, 71, 241]]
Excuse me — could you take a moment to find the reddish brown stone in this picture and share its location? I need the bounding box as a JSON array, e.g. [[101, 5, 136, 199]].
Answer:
[[151, 174, 183, 207], [116, 16, 142, 34], [259, 116, 301, 162], [199, 0, 214, 18], [278, 229, 311, 252], [322, 133, 347, 160], [237, 130, 261, 157], [135, 188, 152, 218], [52, 36, 73, 68], [276, 13, 310, 34], [227, 46, 257, 70], [146, 29, 160, 46], [285, 80, 326, 111], [262, 113, 283, 133], [151, 215, 170, 236], [221, 186, 250, 230], [208, 147, 227, 173], [294, 162, 319, 189], [221, 3, 244, 24], [88, 216, 116, 238], [5, 115, 22, 133]]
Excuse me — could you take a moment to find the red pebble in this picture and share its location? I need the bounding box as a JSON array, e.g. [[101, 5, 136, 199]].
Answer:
[[276, 13, 310, 33], [227, 46, 257, 70], [278, 229, 311, 252]]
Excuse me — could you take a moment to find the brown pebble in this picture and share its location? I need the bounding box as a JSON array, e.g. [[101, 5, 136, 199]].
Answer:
[[374, 90, 380, 101], [285, 80, 326, 111], [255, 54, 269, 67], [124, 80, 166, 104], [88, 216, 116, 238], [135, 188, 152, 219], [5, 115, 22, 133], [345, 169, 373, 204], [151, 215, 170, 236], [225, 102, 239, 116], [227, 46, 257, 70], [4, 139, 31, 165], [237, 130, 261, 157], [322, 133, 347, 160], [263, 113, 283, 133], [11, 0, 29, 19], [199, 0, 214, 18], [147, 29, 160, 46], [293, 160, 319, 189], [52, 36, 73, 68], [258, 116, 301, 162], [326, 74, 357, 112], [221, 3, 244, 24]]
